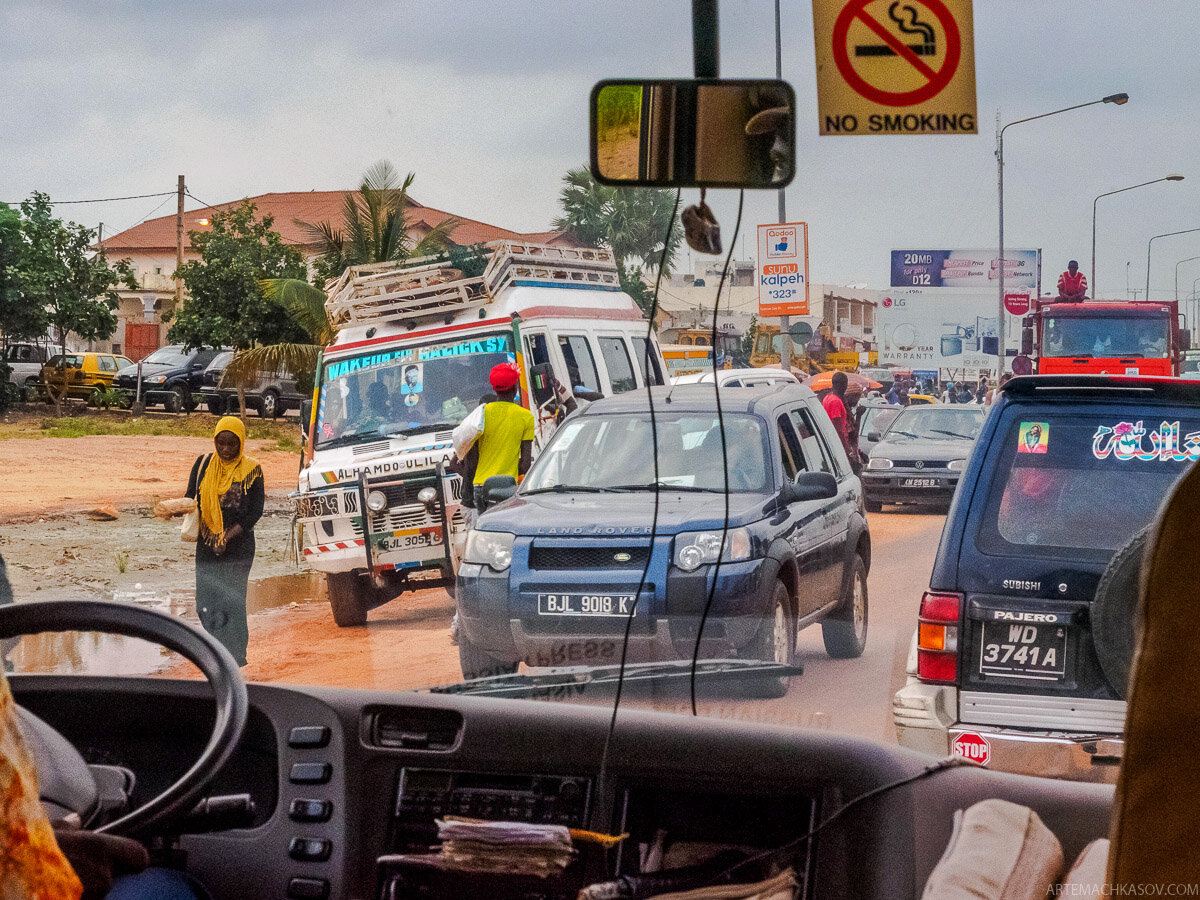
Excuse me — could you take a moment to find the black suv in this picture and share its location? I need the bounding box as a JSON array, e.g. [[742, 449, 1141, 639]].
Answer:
[[893, 375, 1200, 781], [198, 350, 307, 418], [455, 383, 871, 695], [113, 344, 226, 412]]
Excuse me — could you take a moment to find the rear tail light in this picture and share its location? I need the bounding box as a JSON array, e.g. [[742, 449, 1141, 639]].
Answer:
[[917, 591, 962, 684]]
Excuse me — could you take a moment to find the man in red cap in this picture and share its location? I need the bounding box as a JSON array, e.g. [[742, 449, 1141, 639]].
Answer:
[[461, 363, 535, 520]]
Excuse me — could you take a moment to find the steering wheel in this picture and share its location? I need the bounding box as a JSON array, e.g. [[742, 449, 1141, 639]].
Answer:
[[0, 600, 248, 835]]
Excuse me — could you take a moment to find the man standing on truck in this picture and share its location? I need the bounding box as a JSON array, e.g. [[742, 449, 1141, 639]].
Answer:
[[459, 363, 535, 524], [1057, 260, 1088, 301]]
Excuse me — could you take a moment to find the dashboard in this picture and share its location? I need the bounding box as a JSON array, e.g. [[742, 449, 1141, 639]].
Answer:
[[12, 676, 1115, 900]]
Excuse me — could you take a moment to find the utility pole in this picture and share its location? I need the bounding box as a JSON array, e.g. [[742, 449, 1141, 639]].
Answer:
[[774, 0, 791, 372], [175, 175, 185, 308]]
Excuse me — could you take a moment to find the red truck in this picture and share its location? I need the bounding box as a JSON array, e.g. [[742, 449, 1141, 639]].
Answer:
[[1019, 298, 1190, 377]]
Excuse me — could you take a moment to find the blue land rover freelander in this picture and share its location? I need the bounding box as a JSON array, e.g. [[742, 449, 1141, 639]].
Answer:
[[455, 383, 872, 697]]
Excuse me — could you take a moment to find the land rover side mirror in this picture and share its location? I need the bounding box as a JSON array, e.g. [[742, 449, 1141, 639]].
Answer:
[[783, 471, 838, 504], [478, 475, 518, 511], [590, 79, 795, 188], [528, 362, 557, 407], [1021, 320, 1035, 356]]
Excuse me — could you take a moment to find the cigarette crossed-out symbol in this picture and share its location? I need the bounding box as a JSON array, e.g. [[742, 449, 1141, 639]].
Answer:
[[855, 2, 936, 56]]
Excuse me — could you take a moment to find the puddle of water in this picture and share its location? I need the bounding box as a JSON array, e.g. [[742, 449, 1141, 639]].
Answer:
[[7, 572, 324, 676]]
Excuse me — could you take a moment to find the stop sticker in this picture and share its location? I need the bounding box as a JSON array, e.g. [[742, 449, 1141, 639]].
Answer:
[[952, 732, 991, 766]]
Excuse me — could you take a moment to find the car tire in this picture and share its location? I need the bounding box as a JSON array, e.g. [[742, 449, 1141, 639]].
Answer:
[[259, 389, 281, 419], [205, 396, 225, 415], [164, 385, 189, 414], [327, 572, 370, 627], [458, 632, 518, 681], [744, 581, 794, 699], [822, 554, 869, 659], [865, 498, 883, 513], [1092, 526, 1149, 699]]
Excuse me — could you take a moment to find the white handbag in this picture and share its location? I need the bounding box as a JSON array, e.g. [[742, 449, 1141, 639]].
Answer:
[[180, 506, 200, 542]]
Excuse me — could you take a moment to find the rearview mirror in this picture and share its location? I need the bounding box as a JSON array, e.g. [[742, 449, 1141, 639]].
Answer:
[[783, 471, 838, 504], [590, 79, 795, 189]]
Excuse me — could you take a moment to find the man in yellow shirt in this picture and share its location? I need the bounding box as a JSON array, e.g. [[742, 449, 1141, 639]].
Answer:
[[461, 363, 534, 520]]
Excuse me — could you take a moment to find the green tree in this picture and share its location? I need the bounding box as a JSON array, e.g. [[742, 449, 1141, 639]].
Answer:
[[18, 192, 135, 357], [0, 203, 38, 343], [168, 200, 309, 352], [231, 164, 464, 391], [551, 167, 681, 313], [300, 161, 461, 284]]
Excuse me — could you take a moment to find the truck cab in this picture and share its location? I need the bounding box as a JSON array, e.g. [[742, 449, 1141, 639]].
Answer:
[[296, 242, 667, 626], [1021, 298, 1187, 377]]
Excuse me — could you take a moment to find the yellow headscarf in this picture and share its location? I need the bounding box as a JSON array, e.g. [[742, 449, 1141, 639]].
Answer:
[[199, 416, 262, 549]]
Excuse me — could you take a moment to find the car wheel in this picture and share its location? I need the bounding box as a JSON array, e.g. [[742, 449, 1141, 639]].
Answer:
[[1092, 526, 1149, 699], [327, 572, 370, 627], [744, 581, 793, 698], [259, 389, 281, 419], [164, 385, 188, 413], [205, 396, 225, 415], [823, 554, 869, 659], [865, 498, 883, 513], [458, 631, 519, 681]]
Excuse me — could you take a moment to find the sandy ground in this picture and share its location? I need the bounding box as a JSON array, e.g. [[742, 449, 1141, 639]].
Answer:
[[0, 421, 459, 688]]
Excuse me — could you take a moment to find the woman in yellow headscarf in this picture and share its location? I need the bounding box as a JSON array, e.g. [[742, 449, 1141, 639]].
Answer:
[[185, 416, 264, 666]]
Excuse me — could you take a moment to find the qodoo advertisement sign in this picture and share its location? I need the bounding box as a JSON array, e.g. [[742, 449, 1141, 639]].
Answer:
[[757, 223, 810, 317], [880, 249, 1041, 380]]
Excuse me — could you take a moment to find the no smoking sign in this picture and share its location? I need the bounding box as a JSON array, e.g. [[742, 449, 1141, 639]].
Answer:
[[812, 0, 977, 135]]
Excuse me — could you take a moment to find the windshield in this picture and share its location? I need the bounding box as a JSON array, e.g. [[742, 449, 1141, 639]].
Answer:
[[1044, 315, 1171, 358], [141, 346, 191, 367], [884, 407, 984, 440], [315, 332, 515, 446], [522, 412, 770, 493], [859, 405, 899, 436]]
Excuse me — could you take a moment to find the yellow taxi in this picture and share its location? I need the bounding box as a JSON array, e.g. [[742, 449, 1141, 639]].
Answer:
[[39, 351, 133, 402]]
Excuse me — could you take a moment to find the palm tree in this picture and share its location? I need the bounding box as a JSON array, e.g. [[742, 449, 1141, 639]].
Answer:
[[552, 167, 681, 311], [225, 163, 459, 397], [301, 161, 461, 284]]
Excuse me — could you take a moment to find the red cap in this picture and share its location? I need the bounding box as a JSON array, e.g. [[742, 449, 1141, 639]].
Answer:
[[489, 363, 520, 391]]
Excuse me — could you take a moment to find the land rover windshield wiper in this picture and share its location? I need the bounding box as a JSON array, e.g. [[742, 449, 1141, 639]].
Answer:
[[522, 484, 617, 495], [428, 659, 805, 698]]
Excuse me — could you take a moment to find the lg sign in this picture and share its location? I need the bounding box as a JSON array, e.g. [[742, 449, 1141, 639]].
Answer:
[[881, 297, 906, 308]]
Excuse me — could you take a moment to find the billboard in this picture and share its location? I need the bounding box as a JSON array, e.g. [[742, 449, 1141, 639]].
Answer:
[[878, 286, 1001, 380], [757, 223, 810, 317], [890, 249, 1040, 289]]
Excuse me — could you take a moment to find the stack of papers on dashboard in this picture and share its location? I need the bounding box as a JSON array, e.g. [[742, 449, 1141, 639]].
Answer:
[[436, 818, 575, 874], [643, 869, 797, 900]]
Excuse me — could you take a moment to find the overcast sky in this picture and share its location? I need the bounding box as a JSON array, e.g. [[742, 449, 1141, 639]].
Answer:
[[2, 1, 1198, 302]]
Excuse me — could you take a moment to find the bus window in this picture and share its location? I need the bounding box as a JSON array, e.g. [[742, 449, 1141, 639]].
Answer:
[[525, 332, 551, 366], [599, 336, 637, 393], [558, 335, 602, 394], [632, 336, 664, 385]]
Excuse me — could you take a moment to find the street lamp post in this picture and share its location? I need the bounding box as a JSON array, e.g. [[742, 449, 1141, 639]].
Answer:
[[997, 93, 1128, 373], [1092, 175, 1184, 297], [1146, 228, 1200, 302], [1175, 255, 1200, 302]]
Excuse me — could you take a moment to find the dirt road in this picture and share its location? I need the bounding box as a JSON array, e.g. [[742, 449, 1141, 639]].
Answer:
[[0, 427, 459, 687]]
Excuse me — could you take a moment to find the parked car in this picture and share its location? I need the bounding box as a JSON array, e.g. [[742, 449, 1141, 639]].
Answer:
[[893, 375, 1200, 781], [198, 350, 308, 418], [2, 342, 52, 400], [861, 404, 985, 512], [455, 382, 871, 694], [112, 344, 226, 412], [671, 367, 800, 388], [39, 351, 133, 403], [854, 397, 901, 460]]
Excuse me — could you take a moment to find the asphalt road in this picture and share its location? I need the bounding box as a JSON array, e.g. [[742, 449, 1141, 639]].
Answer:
[[590, 508, 948, 744]]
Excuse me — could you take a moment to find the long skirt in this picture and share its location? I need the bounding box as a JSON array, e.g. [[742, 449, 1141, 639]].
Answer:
[[195, 543, 253, 666]]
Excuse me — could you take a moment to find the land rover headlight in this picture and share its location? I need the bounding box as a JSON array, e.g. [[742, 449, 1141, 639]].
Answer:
[[366, 490, 388, 512], [867, 457, 893, 470], [417, 486, 438, 504], [673, 528, 751, 572], [947, 459, 967, 472], [464, 531, 515, 571]]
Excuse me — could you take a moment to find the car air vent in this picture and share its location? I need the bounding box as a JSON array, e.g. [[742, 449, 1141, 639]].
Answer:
[[369, 706, 463, 751], [436, 431, 453, 441], [352, 441, 392, 457]]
